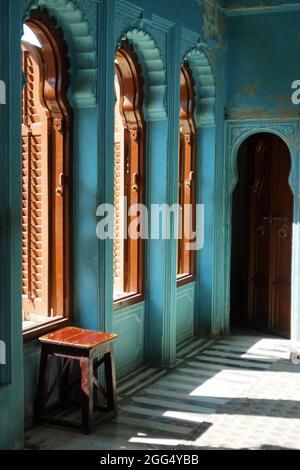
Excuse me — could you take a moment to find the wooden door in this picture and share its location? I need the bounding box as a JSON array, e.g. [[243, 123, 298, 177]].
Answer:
[[248, 133, 292, 337]]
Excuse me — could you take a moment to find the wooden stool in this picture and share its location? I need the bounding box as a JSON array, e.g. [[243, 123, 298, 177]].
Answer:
[[34, 327, 118, 434]]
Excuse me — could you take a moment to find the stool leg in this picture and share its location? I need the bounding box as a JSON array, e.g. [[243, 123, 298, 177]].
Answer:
[[60, 358, 71, 408], [104, 348, 117, 415], [34, 346, 51, 425], [80, 357, 94, 434]]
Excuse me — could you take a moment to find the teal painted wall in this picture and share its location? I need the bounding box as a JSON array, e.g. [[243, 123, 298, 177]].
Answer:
[[227, 10, 300, 120], [114, 303, 145, 377], [23, 341, 39, 430], [223, 8, 300, 340], [176, 284, 195, 345], [3, 0, 300, 450], [197, 126, 217, 333], [0, 0, 225, 447], [0, 0, 24, 450], [74, 108, 99, 331], [127, 0, 203, 29]]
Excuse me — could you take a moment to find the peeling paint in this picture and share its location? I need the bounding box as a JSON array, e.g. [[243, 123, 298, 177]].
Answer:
[[223, 1, 300, 16], [227, 6, 300, 120], [276, 92, 291, 104], [197, 0, 225, 44], [242, 83, 257, 97], [230, 106, 300, 120], [218, 8, 227, 40]]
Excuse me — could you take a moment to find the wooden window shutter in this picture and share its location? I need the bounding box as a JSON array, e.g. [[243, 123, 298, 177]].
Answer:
[[21, 11, 73, 338], [177, 62, 196, 285], [113, 77, 125, 296], [22, 43, 50, 320], [113, 40, 145, 306]]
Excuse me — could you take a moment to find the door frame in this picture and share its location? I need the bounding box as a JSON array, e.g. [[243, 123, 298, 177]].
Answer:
[[223, 119, 300, 341]]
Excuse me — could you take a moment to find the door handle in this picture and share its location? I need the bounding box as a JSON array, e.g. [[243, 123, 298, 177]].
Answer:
[[55, 186, 63, 197], [278, 224, 289, 239], [256, 224, 265, 236], [132, 173, 139, 192], [55, 173, 64, 196]]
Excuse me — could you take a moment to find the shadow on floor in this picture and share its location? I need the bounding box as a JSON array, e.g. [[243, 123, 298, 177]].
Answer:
[[25, 332, 298, 450]]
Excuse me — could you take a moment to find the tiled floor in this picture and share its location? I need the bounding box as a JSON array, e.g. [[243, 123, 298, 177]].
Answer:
[[25, 331, 300, 450]]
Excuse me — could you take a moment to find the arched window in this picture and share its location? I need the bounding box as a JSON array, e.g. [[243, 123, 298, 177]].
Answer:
[[21, 10, 72, 338], [113, 41, 145, 307], [177, 61, 196, 286]]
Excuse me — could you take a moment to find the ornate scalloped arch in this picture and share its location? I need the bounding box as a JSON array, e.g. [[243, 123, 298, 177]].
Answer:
[[118, 29, 167, 121], [23, 0, 97, 108], [185, 48, 215, 127], [229, 125, 296, 195]]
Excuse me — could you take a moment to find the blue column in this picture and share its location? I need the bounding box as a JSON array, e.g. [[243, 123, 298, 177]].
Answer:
[[97, 0, 115, 333], [145, 24, 180, 366], [145, 120, 177, 365], [74, 108, 99, 330], [0, 0, 24, 449], [196, 126, 216, 334], [0, 0, 11, 386]]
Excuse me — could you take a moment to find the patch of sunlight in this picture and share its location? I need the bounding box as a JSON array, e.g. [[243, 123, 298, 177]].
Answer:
[[22, 24, 42, 48], [190, 383, 238, 398], [239, 353, 273, 360], [129, 437, 189, 447], [164, 410, 212, 423], [245, 338, 291, 358], [189, 369, 261, 398]]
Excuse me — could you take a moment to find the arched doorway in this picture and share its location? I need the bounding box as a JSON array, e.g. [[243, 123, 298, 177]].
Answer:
[[230, 132, 293, 338]]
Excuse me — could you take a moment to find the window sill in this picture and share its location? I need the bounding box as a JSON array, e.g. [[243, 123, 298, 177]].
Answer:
[[176, 274, 196, 288], [23, 317, 71, 343], [113, 293, 144, 311]]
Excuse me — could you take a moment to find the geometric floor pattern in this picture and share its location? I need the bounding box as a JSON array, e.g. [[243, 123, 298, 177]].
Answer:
[[25, 331, 300, 450], [195, 359, 300, 450]]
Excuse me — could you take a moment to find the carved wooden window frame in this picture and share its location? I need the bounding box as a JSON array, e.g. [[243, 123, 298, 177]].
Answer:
[[22, 9, 73, 341], [113, 40, 145, 309], [177, 61, 197, 287]]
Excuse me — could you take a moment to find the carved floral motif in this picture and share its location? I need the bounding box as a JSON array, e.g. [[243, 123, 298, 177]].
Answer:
[[230, 123, 296, 150]]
